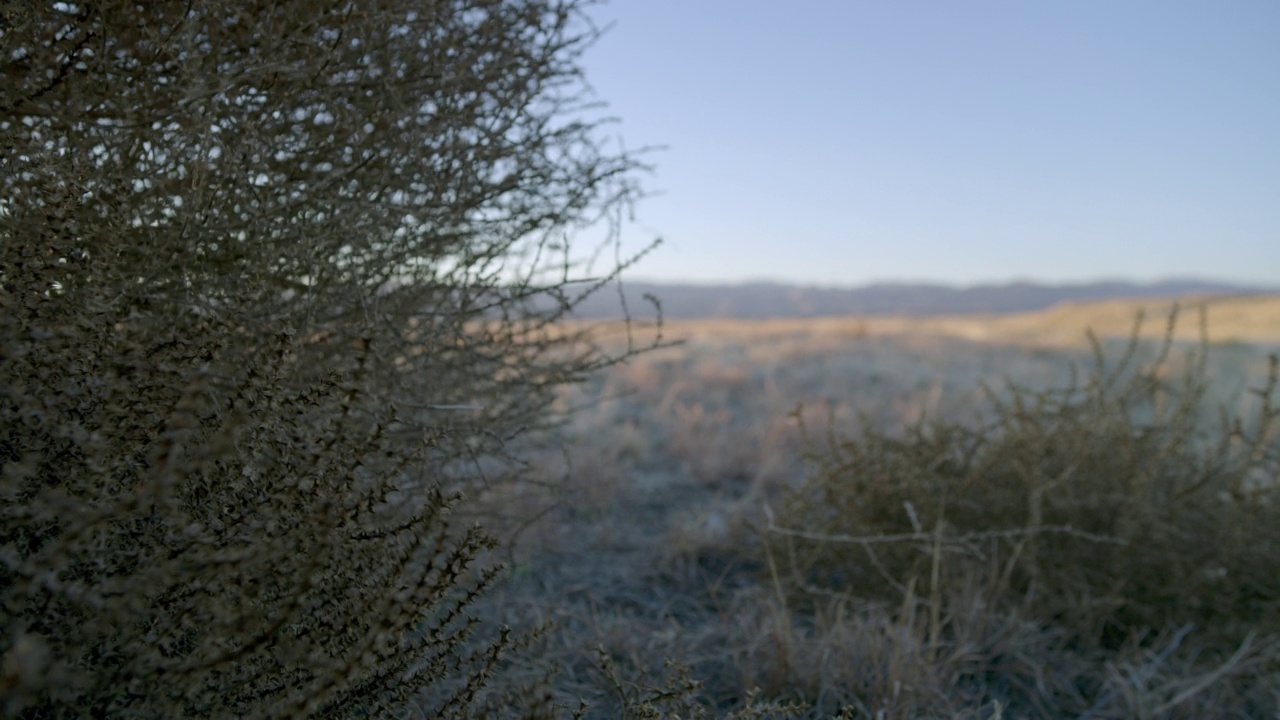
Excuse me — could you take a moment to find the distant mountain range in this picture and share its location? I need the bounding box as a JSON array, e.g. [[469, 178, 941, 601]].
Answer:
[[567, 279, 1279, 319]]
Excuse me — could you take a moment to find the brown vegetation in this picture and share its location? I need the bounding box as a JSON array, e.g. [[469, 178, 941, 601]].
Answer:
[[1, 1, 661, 717], [480, 307, 1279, 718], [4, 2, 1278, 718], [765, 310, 1280, 715]]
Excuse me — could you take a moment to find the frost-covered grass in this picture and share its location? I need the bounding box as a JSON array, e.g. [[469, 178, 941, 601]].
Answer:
[[471, 301, 1280, 718]]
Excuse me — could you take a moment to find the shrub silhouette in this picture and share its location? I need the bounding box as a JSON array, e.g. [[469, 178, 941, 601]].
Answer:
[[768, 310, 1280, 650], [1, 1, 657, 716]]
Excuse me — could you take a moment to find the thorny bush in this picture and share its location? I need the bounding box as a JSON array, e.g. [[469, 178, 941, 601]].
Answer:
[[769, 310, 1280, 650], [1, 0, 660, 717]]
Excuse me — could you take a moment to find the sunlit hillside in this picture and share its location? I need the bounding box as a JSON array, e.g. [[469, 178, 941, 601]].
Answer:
[[640, 292, 1280, 348]]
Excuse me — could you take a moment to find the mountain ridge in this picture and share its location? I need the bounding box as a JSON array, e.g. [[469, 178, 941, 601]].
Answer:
[[570, 279, 1280, 319]]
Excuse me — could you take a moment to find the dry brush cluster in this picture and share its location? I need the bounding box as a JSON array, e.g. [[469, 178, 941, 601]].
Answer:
[[763, 312, 1280, 716], [1, 1, 662, 717]]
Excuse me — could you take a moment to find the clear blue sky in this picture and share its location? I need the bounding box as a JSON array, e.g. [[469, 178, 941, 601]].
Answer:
[[580, 1, 1280, 287]]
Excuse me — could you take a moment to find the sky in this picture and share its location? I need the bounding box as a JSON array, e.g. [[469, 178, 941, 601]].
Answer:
[[578, 1, 1280, 287]]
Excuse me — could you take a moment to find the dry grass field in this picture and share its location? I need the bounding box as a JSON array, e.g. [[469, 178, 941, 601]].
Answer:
[[463, 293, 1280, 718], [640, 292, 1280, 348]]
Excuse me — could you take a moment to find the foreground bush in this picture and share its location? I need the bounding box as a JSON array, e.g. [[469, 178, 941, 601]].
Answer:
[[1, 317, 515, 717], [762, 311, 1279, 715], [1, 1, 656, 716]]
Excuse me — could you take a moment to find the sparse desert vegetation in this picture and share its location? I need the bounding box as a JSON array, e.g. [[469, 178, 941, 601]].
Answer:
[[466, 297, 1280, 718], [5, 1, 1278, 717]]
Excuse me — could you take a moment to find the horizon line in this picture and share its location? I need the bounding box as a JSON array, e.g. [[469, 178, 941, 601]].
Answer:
[[615, 275, 1280, 291]]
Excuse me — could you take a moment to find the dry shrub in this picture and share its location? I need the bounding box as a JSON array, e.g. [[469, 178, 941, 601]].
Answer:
[[1, 1, 659, 716], [579, 645, 808, 720], [718, 588, 1076, 719], [762, 310, 1279, 714], [1, 302, 513, 718], [709, 584, 1279, 719]]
